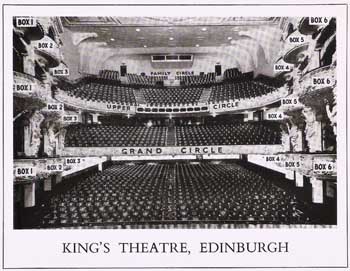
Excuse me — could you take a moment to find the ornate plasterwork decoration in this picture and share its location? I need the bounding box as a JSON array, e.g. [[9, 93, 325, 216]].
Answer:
[[71, 32, 98, 46], [302, 107, 322, 153], [25, 110, 45, 157], [325, 87, 337, 136]]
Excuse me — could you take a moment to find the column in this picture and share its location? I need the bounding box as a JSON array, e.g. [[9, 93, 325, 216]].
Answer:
[[295, 172, 304, 187], [56, 129, 66, 156], [310, 177, 324, 204], [23, 44, 36, 76], [24, 183, 35, 208], [326, 181, 336, 198], [294, 129, 304, 152], [55, 173, 62, 184], [244, 111, 254, 122], [78, 110, 83, 123], [285, 170, 295, 181], [43, 128, 50, 156], [23, 125, 31, 156], [303, 107, 322, 152], [98, 162, 103, 172], [288, 124, 303, 152], [92, 113, 100, 124], [44, 176, 52, 191]]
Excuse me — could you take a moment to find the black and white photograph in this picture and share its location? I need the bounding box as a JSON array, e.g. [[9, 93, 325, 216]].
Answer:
[[2, 2, 349, 270], [12, 15, 337, 229]]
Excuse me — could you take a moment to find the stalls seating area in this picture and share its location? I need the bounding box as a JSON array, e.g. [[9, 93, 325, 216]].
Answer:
[[38, 162, 313, 228]]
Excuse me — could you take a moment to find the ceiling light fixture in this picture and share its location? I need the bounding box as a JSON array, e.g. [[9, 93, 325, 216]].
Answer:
[[201, 27, 207, 31], [195, 44, 200, 47], [169, 37, 174, 41], [110, 38, 115, 41], [136, 28, 141, 32], [144, 45, 147, 48], [227, 37, 232, 40]]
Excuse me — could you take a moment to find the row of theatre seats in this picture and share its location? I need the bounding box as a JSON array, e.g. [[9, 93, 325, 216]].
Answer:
[[141, 86, 203, 106], [223, 69, 254, 82], [63, 82, 136, 105], [64, 123, 281, 147], [176, 122, 282, 146], [65, 124, 168, 147], [126, 73, 216, 87], [175, 73, 216, 86], [208, 81, 277, 103], [127, 73, 167, 86], [99, 70, 120, 81], [60, 77, 280, 106], [38, 162, 313, 227]]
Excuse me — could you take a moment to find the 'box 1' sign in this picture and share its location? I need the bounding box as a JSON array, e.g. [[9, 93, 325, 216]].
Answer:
[[13, 84, 34, 93], [15, 167, 36, 177], [16, 17, 37, 27]]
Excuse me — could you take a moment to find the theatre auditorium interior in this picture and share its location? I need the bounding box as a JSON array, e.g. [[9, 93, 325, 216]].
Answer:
[[13, 16, 337, 229]]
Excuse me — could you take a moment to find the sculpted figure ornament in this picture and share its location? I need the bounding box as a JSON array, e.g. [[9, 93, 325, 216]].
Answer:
[[305, 38, 320, 73], [325, 88, 337, 136], [280, 124, 290, 152], [27, 110, 45, 156], [287, 121, 301, 152], [332, 51, 337, 66], [291, 69, 302, 95], [20, 37, 36, 76], [44, 122, 57, 156], [42, 70, 53, 85], [302, 107, 322, 153], [58, 128, 67, 153]]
